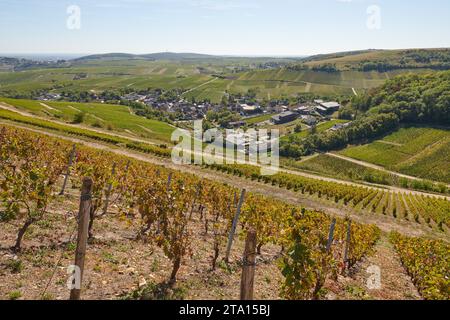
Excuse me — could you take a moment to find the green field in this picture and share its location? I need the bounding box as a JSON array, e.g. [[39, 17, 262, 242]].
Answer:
[[339, 126, 450, 183], [183, 69, 407, 101], [0, 108, 173, 159], [0, 97, 175, 144], [244, 113, 274, 125]]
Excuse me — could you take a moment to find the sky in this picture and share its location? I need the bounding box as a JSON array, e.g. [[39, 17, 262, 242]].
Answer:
[[0, 0, 449, 56]]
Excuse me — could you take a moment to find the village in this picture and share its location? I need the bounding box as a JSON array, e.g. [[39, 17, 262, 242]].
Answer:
[[35, 88, 348, 139], [117, 92, 344, 128]]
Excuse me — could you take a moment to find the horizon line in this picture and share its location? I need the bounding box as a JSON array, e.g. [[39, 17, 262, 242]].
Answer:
[[1, 46, 449, 59]]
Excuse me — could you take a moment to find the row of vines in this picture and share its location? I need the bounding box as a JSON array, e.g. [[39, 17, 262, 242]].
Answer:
[[390, 232, 449, 300], [205, 163, 450, 231]]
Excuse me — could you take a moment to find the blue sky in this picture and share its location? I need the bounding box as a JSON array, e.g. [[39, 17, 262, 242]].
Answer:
[[0, 0, 449, 56]]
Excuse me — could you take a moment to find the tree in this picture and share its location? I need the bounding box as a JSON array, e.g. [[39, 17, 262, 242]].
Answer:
[[73, 111, 85, 124]]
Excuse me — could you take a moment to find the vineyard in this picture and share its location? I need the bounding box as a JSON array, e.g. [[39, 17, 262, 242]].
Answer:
[[0, 98, 175, 144], [390, 232, 449, 300], [205, 163, 450, 232], [2, 106, 448, 202], [0, 124, 382, 300], [0, 108, 172, 157], [288, 154, 447, 194], [339, 127, 450, 184]]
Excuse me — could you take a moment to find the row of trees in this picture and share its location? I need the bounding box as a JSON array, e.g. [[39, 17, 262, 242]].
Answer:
[[359, 49, 450, 72], [358, 61, 450, 72], [281, 113, 400, 157]]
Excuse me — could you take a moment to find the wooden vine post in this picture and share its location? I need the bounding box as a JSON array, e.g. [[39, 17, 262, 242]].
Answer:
[[70, 177, 93, 300], [225, 189, 246, 263], [343, 219, 352, 273], [166, 172, 173, 190], [189, 184, 201, 220], [312, 218, 336, 300], [124, 160, 131, 174], [102, 162, 117, 216], [326, 218, 337, 253], [240, 228, 257, 300], [59, 144, 76, 196]]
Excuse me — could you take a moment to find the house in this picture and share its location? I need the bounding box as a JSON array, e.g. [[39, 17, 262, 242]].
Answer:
[[225, 132, 275, 155], [271, 111, 298, 125], [270, 104, 289, 113], [240, 104, 261, 116], [295, 106, 316, 115], [319, 101, 341, 113], [314, 99, 324, 105], [122, 93, 146, 102], [316, 106, 328, 114], [301, 115, 317, 126], [37, 93, 61, 101]]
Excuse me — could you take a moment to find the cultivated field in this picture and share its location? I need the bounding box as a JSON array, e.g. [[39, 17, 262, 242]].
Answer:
[[339, 127, 450, 183], [0, 57, 439, 103], [0, 97, 175, 144]]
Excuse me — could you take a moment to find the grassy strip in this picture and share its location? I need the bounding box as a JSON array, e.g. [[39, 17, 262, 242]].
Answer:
[[0, 109, 171, 158], [244, 113, 274, 125], [0, 97, 176, 144]]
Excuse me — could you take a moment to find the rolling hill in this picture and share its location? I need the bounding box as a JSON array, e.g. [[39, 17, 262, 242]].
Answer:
[[73, 52, 222, 62], [0, 48, 449, 103], [299, 48, 450, 71]]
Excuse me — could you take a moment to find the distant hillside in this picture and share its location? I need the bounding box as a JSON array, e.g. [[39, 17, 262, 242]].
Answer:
[[73, 52, 304, 63], [301, 49, 380, 64], [0, 57, 70, 71], [73, 53, 141, 61], [141, 52, 220, 60], [74, 52, 220, 62], [296, 48, 450, 72]]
